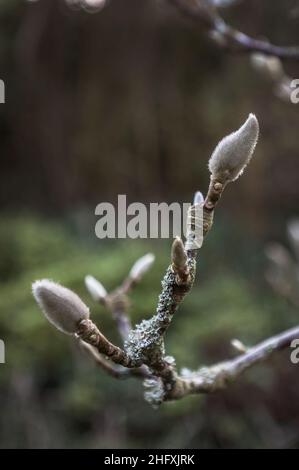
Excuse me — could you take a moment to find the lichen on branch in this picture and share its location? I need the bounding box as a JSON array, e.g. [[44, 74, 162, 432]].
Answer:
[[32, 113, 299, 407]]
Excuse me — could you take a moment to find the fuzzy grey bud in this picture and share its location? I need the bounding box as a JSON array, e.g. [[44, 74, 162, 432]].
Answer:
[[85, 275, 107, 302], [171, 237, 187, 269], [208, 114, 259, 183], [32, 279, 90, 334], [129, 253, 155, 281]]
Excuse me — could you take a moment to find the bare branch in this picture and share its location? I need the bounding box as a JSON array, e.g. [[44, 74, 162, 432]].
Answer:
[[106, 290, 132, 342], [33, 114, 299, 408], [124, 115, 260, 401], [79, 339, 149, 379], [76, 319, 139, 367], [166, 325, 299, 399], [79, 339, 131, 378], [168, 0, 299, 60]]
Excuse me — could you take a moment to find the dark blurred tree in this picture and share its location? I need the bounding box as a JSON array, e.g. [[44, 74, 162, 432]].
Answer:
[[0, 0, 298, 240]]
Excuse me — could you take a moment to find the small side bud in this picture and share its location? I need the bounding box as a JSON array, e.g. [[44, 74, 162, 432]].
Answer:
[[171, 237, 187, 269], [208, 114, 259, 183], [231, 338, 247, 354], [129, 253, 155, 281], [85, 275, 107, 302], [193, 191, 204, 205], [32, 280, 90, 334]]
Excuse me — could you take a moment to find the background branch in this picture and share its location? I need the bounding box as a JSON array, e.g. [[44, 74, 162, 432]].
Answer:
[[168, 0, 299, 60], [85, 253, 154, 342], [167, 325, 299, 399]]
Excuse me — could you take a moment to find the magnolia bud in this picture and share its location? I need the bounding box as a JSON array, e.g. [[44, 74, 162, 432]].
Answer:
[[32, 279, 90, 334], [171, 237, 187, 269], [193, 191, 204, 205], [85, 275, 107, 302], [129, 253, 155, 281], [231, 338, 247, 354], [208, 114, 259, 183]]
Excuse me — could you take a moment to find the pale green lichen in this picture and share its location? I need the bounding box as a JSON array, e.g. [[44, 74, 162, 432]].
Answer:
[[143, 377, 165, 407], [144, 356, 176, 407], [125, 257, 196, 367]]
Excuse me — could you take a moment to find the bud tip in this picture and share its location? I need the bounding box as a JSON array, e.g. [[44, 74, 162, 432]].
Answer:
[[85, 275, 107, 302], [129, 253, 155, 280], [171, 236, 187, 269], [32, 279, 90, 334], [208, 113, 259, 183]]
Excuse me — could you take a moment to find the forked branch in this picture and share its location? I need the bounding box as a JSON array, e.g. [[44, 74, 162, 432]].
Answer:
[[32, 113, 299, 407]]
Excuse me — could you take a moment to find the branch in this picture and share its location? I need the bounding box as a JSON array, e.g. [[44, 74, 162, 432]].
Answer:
[[124, 114, 260, 402], [168, 0, 299, 60], [32, 114, 299, 408], [83, 254, 155, 376], [79, 339, 149, 379], [76, 318, 138, 367], [166, 325, 299, 399]]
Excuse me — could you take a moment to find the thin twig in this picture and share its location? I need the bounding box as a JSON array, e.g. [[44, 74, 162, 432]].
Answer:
[[79, 339, 149, 379], [77, 319, 139, 368], [166, 325, 299, 399], [85, 254, 154, 342], [168, 0, 299, 60], [106, 289, 132, 342]]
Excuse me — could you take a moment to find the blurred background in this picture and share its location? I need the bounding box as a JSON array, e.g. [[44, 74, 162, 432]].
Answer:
[[1, 0, 299, 449]]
